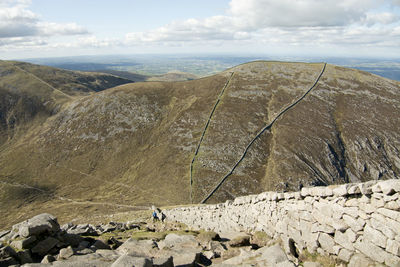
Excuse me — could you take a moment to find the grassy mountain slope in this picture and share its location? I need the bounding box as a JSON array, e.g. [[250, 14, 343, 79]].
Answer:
[[0, 60, 132, 145], [1, 61, 399, 229]]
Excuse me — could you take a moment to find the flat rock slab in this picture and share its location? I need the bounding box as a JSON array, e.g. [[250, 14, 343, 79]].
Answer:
[[66, 224, 98, 236], [257, 244, 289, 264], [163, 233, 200, 249], [111, 255, 152, 267], [117, 238, 158, 257]]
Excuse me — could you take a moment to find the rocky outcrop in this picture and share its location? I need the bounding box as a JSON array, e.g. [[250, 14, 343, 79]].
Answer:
[[0, 213, 294, 266], [0, 214, 146, 266], [165, 179, 400, 266]]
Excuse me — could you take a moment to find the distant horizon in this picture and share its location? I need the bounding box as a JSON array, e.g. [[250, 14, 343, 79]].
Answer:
[[17, 53, 400, 82], [12, 53, 400, 62]]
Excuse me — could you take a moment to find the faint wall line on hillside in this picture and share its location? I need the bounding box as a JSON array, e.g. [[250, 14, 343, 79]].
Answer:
[[201, 63, 327, 204], [190, 72, 235, 203]]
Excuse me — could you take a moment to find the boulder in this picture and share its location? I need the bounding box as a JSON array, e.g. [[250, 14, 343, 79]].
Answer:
[[205, 240, 226, 257], [16, 213, 59, 238], [152, 256, 173, 267], [221, 248, 257, 265], [203, 250, 216, 260], [169, 250, 201, 267], [17, 249, 33, 264], [250, 231, 271, 248], [67, 224, 98, 236], [50, 254, 113, 267], [228, 234, 251, 247], [196, 231, 220, 244], [93, 240, 110, 250], [41, 254, 56, 263], [156, 234, 203, 267], [94, 249, 120, 261], [57, 233, 83, 248], [257, 244, 289, 264], [75, 248, 95, 256], [111, 255, 152, 267], [163, 233, 199, 249], [31, 237, 60, 256], [117, 238, 158, 257], [58, 246, 75, 260]]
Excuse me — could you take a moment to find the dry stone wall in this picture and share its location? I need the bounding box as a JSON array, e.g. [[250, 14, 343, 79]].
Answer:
[[165, 179, 400, 266]]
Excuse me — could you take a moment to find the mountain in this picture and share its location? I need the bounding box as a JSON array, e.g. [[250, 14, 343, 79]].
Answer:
[[0, 60, 399, 229], [146, 71, 198, 82]]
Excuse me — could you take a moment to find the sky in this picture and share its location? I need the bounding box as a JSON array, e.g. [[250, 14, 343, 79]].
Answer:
[[1, 0, 400, 59]]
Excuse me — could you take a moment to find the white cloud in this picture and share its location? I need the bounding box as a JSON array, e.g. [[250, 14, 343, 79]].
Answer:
[[1, 0, 400, 57], [364, 12, 399, 25], [126, 16, 237, 43], [392, 0, 400, 5], [0, 0, 87, 39], [124, 0, 400, 55], [228, 0, 375, 28]]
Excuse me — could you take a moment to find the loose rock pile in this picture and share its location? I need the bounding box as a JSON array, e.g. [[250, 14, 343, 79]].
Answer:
[[0, 213, 302, 266]]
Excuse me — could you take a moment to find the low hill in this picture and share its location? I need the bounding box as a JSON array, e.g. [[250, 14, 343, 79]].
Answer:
[[94, 69, 198, 82], [91, 69, 149, 82], [146, 71, 198, 82], [0, 60, 399, 229]]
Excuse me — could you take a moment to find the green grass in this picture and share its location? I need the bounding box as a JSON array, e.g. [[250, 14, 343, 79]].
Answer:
[[299, 250, 344, 267], [130, 229, 199, 241]]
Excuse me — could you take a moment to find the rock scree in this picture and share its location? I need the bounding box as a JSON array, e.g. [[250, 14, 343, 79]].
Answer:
[[2, 179, 400, 266]]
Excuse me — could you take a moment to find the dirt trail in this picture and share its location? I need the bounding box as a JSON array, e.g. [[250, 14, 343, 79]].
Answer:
[[0, 180, 147, 210]]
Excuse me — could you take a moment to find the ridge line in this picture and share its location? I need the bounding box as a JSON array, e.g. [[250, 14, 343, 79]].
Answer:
[[200, 63, 327, 204], [13, 64, 73, 99], [190, 72, 235, 203]]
